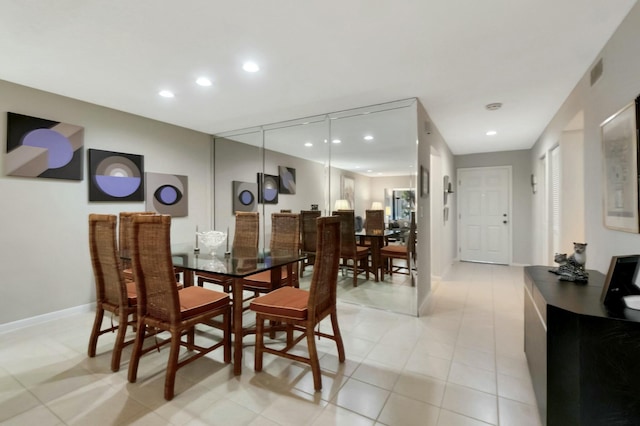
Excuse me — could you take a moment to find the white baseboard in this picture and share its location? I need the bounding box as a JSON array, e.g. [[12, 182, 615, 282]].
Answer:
[[0, 303, 95, 335]]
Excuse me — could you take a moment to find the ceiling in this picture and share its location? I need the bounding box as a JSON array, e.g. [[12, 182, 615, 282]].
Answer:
[[0, 1, 636, 156]]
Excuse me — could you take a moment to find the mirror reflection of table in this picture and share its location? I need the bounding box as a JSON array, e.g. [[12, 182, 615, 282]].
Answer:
[[355, 229, 399, 282], [150, 243, 306, 375]]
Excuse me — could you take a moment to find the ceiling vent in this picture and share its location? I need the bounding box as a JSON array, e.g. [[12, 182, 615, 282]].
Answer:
[[485, 102, 502, 111], [590, 58, 603, 86]]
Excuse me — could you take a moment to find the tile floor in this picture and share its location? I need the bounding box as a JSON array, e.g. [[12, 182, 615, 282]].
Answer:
[[0, 262, 541, 425]]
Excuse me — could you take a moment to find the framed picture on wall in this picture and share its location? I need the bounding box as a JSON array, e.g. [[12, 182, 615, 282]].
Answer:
[[340, 175, 355, 209], [601, 96, 640, 233]]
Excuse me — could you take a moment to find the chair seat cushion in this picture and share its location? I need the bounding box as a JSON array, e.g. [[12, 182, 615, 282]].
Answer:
[[179, 286, 229, 319], [250, 286, 308, 320], [243, 269, 292, 288], [125, 281, 137, 305], [381, 245, 407, 256]]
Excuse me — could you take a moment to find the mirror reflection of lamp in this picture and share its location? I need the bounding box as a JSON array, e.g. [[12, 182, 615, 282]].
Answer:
[[334, 199, 350, 210], [385, 206, 392, 226], [371, 202, 383, 210]]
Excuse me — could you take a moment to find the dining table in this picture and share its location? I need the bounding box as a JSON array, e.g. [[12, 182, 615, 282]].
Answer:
[[355, 229, 399, 282], [168, 244, 306, 375]]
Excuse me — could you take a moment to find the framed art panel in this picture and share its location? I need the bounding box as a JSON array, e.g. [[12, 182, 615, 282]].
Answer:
[[257, 173, 279, 204], [145, 172, 188, 217], [88, 149, 144, 202], [601, 97, 640, 233], [279, 166, 296, 194], [233, 181, 258, 212], [340, 175, 355, 209], [5, 112, 84, 180]]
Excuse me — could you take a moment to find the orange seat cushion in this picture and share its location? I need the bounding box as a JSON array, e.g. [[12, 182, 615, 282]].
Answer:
[[381, 245, 407, 256], [125, 281, 137, 305], [179, 286, 229, 319], [355, 246, 369, 256], [250, 286, 309, 320], [243, 269, 291, 288]]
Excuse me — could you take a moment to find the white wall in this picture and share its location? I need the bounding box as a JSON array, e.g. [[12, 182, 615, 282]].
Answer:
[[0, 79, 212, 325], [559, 130, 586, 254], [531, 3, 640, 273]]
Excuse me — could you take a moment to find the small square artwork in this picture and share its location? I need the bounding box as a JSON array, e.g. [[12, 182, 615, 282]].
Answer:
[[5, 112, 84, 180], [88, 149, 144, 202], [258, 173, 279, 204], [145, 172, 188, 217], [279, 166, 296, 194], [233, 181, 258, 212]]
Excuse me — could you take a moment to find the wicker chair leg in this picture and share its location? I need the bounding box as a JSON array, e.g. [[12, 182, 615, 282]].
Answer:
[[87, 306, 104, 357], [223, 311, 231, 363], [127, 321, 146, 383], [255, 316, 264, 372], [305, 326, 322, 390], [331, 312, 346, 363], [164, 331, 181, 401], [186, 326, 195, 350], [111, 311, 129, 372], [352, 260, 358, 287]]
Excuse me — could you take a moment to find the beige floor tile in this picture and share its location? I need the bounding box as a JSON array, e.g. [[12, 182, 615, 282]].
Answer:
[[498, 397, 542, 426], [311, 403, 376, 426], [0, 404, 63, 426], [378, 393, 440, 426], [448, 362, 497, 394], [437, 409, 493, 426], [392, 372, 446, 407], [497, 373, 536, 405], [442, 383, 498, 425], [331, 378, 390, 420], [260, 390, 327, 426], [352, 360, 400, 390]]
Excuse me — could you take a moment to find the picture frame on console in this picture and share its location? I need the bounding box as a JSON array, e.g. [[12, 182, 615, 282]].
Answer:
[[600, 96, 640, 233]]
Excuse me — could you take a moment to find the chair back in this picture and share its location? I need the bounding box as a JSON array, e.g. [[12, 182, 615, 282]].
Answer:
[[332, 210, 357, 257], [119, 211, 155, 270], [408, 211, 417, 255], [308, 216, 341, 319], [130, 214, 180, 323], [233, 212, 259, 251], [365, 209, 384, 233], [89, 214, 126, 307], [300, 210, 322, 253], [270, 213, 300, 255]]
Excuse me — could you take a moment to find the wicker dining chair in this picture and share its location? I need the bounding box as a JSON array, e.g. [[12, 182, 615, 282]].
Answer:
[[332, 210, 370, 286], [197, 211, 259, 291], [87, 214, 138, 372], [250, 215, 345, 390], [119, 211, 155, 282], [360, 209, 385, 247], [299, 210, 322, 277], [127, 214, 231, 401], [381, 211, 416, 279], [241, 212, 300, 295]]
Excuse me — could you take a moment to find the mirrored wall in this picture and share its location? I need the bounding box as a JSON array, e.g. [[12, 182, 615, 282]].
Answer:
[[212, 98, 418, 315]]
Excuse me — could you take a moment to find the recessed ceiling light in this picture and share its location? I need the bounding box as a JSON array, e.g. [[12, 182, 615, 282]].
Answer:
[[486, 130, 497, 136], [332, 139, 341, 144], [158, 90, 174, 98], [367, 169, 373, 173], [364, 135, 374, 141], [196, 77, 212, 87], [304, 142, 313, 147], [242, 61, 260, 72]]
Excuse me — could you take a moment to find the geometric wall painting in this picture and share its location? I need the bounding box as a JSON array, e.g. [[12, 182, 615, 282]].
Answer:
[[5, 112, 84, 180], [257, 173, 278, 204], [88, 149, 144, 201], [233, 181, 257, 213], [145, 172, 188, 217], [279, 166, 296, 194]]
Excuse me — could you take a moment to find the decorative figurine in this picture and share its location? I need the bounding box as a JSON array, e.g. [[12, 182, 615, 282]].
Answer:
[[549, 242, 589, 282]]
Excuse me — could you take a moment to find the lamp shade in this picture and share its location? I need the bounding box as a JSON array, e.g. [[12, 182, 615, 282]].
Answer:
[[334, 199, 350, 210], [385, 206, 391, 216], [371, 202, 383, 210]]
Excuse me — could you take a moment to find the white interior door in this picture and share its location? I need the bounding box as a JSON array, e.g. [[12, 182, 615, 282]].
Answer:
[[458, 167, 511, 264]]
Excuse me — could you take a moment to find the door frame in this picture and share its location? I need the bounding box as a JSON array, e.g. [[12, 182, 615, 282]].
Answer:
[[456, 165, 513, 265]]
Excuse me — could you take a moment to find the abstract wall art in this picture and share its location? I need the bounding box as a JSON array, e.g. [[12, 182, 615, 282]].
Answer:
[[233, 181, 257, 212], [279, 166, 296, 194], [145, 172, 188, 217], [5, 112, 84, 180], [258, 173, 278, 204], [88, 149, 144, 201]]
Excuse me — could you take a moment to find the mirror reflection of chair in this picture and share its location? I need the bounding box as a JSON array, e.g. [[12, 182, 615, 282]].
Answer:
[[240, 213, 300, 298], [299, 210, 322, 277], [118, 211, 155, 282], [250, 216, 345, 391], [87, 214, 138, 372], [332, 210, 370, 286], [127, 214, 231, 401], [197, 211, 259, 292], [360, 209, 385, 247], [381, 211, 416, 281]]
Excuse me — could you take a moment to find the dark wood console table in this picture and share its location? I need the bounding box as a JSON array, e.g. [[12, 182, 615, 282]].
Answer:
[[524, 266, 640, 426]]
